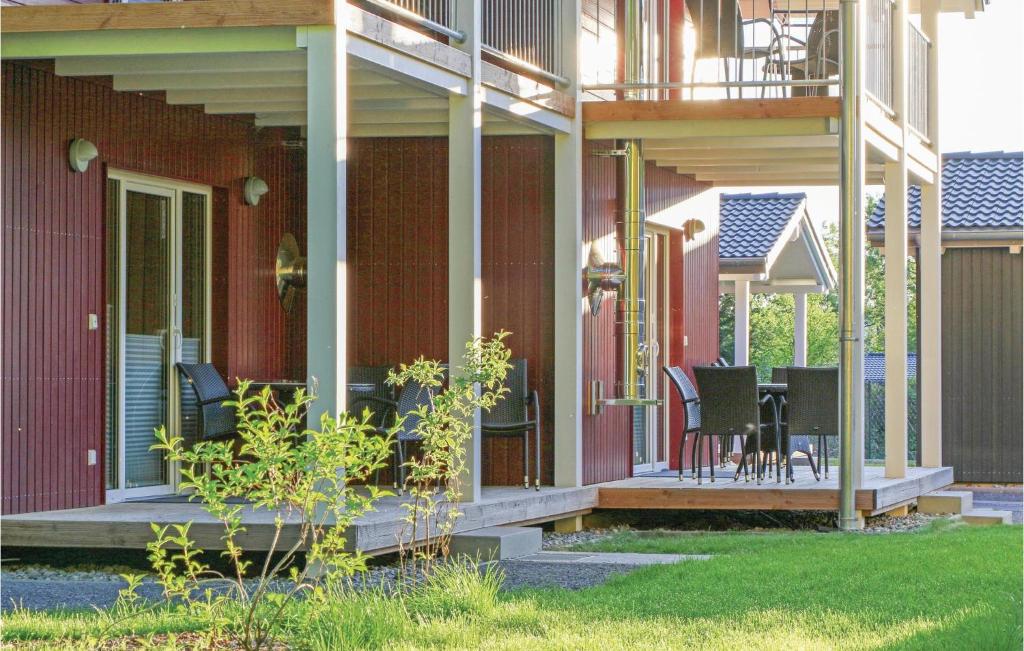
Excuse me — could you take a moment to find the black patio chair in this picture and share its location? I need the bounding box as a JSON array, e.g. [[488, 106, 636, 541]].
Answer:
[[771, 367, 788, 384], [176, 362, 237, 442], [361, 373, 440, 494], [782, 366, 839, 482], [481, 358, 541, 490], [663, 366, 702, 481], [694, 365, 781, 484], [347, 365, 395, 425]]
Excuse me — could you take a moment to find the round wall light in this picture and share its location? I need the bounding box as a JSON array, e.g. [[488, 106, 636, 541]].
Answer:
[[68, 138, 98, 173], [683, 218, 706, 241], [243, 176, 269, 206]]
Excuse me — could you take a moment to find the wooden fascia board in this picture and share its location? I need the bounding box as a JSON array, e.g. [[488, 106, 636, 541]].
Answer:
[[586, 117, 837, 140], [582, 97, 841, 122], [0, 0, 333, 33], [481, 61, 575, 118]]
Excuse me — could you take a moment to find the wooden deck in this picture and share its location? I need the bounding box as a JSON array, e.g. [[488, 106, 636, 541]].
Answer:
[[1, 467, 953, 553], [599, 466, 954, 514]]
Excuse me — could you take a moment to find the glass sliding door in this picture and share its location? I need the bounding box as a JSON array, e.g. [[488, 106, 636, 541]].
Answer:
[[632, 232, 668, 475], [106, 172, 210, 501], [123, 186, 173, 490]]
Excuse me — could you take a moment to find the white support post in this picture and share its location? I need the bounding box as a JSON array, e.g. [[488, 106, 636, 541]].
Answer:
[[449, 0, 483, 502], [883, 163, 909, 478], [734, 280, 750, 366], [554, 0, 583, 488], [883, 0, 909, 479], [304, 23, 347, 422], [919, 0, 943, 468], [793, 291, 808, 367]]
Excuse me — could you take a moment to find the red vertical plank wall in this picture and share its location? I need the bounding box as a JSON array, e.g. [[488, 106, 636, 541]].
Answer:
[[346, 135, 556, 486], [581, 140, 631, 484], [2, 62, 304, 515], [581, 145, 715, 484], [481, 136, 555, 486]]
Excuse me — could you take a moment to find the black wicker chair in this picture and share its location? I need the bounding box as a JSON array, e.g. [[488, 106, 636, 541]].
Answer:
[[693, 365, 781, 484], [176, 363, 237, 442], [782, 366, 838, 482], [347, 366, 395, 424], [663, 366, 702, 481], [357, 374, 439, 493], [481, 358, 541, 490], [771, 367, 788, 384]]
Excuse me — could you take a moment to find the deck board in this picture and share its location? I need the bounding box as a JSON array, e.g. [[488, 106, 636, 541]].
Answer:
[[1, 467, 953, 552]]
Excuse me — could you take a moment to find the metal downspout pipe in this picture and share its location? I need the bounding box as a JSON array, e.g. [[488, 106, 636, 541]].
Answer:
[[839, 0, 864, 530], [614, 0, 657, 406]]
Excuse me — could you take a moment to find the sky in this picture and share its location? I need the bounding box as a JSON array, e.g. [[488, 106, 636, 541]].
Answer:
[[716, 0, 1024, 230]]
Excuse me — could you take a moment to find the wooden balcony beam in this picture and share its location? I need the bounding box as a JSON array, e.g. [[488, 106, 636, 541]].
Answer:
[[583, 97, 841, 123]]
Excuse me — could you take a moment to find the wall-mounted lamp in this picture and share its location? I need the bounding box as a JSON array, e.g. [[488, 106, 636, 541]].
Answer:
[[583, 243, 625, 317], [276, 233, 307, 313], [243, 176, 269, 206], [683, 218, 706, 241], [68, 138, 98, 173]]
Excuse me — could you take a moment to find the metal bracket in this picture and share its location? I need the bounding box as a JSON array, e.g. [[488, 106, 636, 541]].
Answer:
[[584, 244, 625, 316], [591, 149, 629, 157]]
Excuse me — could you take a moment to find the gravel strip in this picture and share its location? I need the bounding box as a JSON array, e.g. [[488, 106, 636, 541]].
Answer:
[[861, 512, 948, 533], [542, 528, 621, 549]]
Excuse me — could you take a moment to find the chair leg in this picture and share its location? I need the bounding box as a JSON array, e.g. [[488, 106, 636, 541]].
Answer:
[[522, 432, 530, 489], [708, 435, 716, 483], [679, 432, 688, 481], [823, 437, 830, 479], [535, 421, 542, 491], [755, 429, 762, 485], [807, 451, 820, 481], [696, 433, 703, 485], [691, 432, 699, 479], [396, 440, 406, 496]]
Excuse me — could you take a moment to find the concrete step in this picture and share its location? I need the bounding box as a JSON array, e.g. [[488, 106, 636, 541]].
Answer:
[[959, 509, 1014, 525], [450, 526, 542, 560], [918, 490, 973, 515]]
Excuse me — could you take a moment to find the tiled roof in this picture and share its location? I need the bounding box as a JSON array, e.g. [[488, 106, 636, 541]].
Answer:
[[864, 352, 917, 383], [719, 192, 805, 259], [868, 151, 1023, 232]]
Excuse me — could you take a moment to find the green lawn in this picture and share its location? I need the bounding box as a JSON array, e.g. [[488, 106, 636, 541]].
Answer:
[[3, 520, 1021, 650]]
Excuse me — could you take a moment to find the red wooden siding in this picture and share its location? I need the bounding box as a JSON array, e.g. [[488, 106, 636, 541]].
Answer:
[[581, 139, 631, 484], [481, 136, 555, 486], [581, 143, 714, 484], [347, 138, 450, 367], [2, 61, 304, 514], [346, 135, 556, 486]]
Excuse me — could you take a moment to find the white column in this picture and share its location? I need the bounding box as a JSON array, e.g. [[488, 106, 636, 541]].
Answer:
[[305, 23, 347, 421], [449, 0, 483, 502], [734, 280, 750, 366], [554, 0, 583, 488], [793, 291, 808, 367], [919, 0, 943, 468], [884, 163, 909, 478], [883, 0, 909, 479]]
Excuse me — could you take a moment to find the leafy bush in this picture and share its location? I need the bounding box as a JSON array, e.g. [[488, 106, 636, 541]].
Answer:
[[391, 332, 511, 578], [133, 383, 395, 651]]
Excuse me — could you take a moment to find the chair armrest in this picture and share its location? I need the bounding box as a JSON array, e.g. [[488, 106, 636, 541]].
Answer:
[[527, 389, 540, 413], [350, 396, 399, 426]]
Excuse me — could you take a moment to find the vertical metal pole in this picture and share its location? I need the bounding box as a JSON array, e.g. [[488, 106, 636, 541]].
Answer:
[[839, 0, 866, 530]]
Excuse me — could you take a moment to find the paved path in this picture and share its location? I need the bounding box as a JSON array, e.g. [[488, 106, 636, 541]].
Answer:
[[965, 489, 1023, 524]]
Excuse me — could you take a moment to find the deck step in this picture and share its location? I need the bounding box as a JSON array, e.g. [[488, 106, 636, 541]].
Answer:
[[959, 509, 1014, 526], [918, 490, 973, 514], [450, 526, 542, 560]]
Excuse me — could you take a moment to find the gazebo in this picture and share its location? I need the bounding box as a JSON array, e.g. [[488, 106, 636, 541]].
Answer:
[[718, 192, 837, 367]]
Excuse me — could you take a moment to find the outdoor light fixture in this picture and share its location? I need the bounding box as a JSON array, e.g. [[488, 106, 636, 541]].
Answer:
[[243, 176, 269, 206], [275, 233, 307, 313], [583, 243, 625, 317], [68, 138, 98, 173], [683, 218, 706, 241]]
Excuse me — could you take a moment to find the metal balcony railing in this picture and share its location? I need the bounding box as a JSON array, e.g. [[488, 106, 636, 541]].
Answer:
[[908, 23, 930, 136], [583, 1, 840, 101], [356, 0, 568, 87], [866, 0, 895, 110], [482, 0, 567, 86]]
